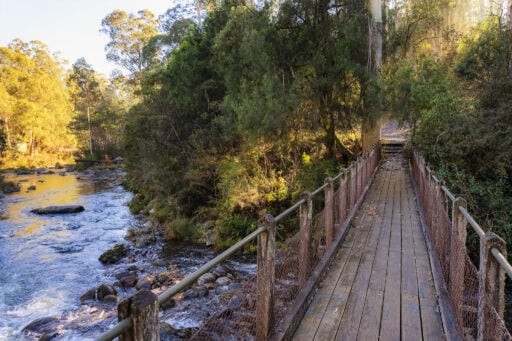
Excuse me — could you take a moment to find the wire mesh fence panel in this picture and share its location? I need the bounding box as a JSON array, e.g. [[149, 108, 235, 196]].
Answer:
[[481, 293, 512, 341], [189, 272, 258, 340], [461, 254, 479, 339], [412, 149, 512, 341], [437, 205, 452, 287]]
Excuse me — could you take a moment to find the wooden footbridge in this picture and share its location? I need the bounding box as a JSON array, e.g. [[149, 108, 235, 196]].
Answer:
[[96, 130, 512, 341]]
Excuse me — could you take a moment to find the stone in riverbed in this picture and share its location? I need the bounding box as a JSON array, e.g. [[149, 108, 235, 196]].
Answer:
[[31, 205, 84, 214], [98, 244, 127, 264], [197, 272, 216, 286], [119, 275, 138, 288], [22, 316, 59, 336], [80, 288, 97, 303], [97, 284, 117, 301], [215, 276, 231, 287], [136, 277, 153, 290]]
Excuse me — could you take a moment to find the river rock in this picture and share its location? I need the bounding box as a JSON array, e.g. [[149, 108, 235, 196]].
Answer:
[[114, 270, 132, 280], [2, 182, 20, 193], [119, 275, 137, 288], [31, 205, 85, 214], [80, 288, 97, 303], [136, 277, 153, 290], [22, 316, 59, 335], [197, 272, 216, 286], [27, 185, 36, 191], [98, 244, 126, 264], [16, 169, 34, 175], [215, 285, 231, 295], [102, 294, 119, 303], [215, 276, 231, 286], [97, 283, 117, 300], [212, 264, 228, 277]]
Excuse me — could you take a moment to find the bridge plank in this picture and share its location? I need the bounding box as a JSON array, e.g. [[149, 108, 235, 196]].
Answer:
[[310, 169, 388, 340], [309, 227, 371, 339], [292, 240, 355, 339], [378, 166, 403, 340], [292, 157, 445, 341], [400, 168, 423, 340], [356, 169, 395, 340]]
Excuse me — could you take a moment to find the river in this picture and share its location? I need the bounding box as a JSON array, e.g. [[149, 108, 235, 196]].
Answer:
[[0, 170, 258, 340], [0, 171, 140, 340]]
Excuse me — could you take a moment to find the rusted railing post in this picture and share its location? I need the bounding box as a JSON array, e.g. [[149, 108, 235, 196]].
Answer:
[[299, 192, 313, 288], [118, 290, 159, 341], [324, 177, 334, 248], [257, 214, 276, 341], [477, 232, 506, 341], [450, 197, 467, 328], [433, 177, 441, 249], [350, 162, 356, 210], [339, 170, 348, 225]]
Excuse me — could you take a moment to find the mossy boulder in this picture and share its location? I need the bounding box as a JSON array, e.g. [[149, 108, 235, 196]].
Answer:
[[98, 244, 127, 264]]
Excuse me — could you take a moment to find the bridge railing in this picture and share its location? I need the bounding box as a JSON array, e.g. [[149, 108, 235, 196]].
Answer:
[[96, 142, 381, 341], [412, 149, 512, 341]]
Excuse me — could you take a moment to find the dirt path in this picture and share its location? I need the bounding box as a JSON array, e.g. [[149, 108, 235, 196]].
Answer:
[[380, 118, 411, 143]]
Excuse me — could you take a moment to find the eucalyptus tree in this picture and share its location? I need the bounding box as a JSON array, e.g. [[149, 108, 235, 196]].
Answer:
[[68, 58, 102, 156], [101, 9, 159, 89], [0, 39, 75, 161]]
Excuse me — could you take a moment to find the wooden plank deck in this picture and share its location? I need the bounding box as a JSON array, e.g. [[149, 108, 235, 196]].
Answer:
[[292, 156, 444, 341]]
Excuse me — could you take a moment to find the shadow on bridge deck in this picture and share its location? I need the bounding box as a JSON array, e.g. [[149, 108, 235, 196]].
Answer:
[[292, 152, 445, 340]]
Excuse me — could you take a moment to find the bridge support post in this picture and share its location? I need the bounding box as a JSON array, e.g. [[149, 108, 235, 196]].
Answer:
[[324, 178, 334, 248], [450, 197, 467, 329], [433, 177, 441, 250], [257, 214, 276, 341], [477, 232, 506, 341], [349, 161, 356, 210], [339, 170, 348, 224], [118, 289, 159, 341], [299, 192, 313, 287]]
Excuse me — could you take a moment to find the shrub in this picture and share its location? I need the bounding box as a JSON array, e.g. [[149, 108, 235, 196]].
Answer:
[[165, 218, 199, 240]]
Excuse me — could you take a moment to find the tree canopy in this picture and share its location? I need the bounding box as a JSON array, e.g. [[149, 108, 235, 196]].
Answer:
[[0, 39, 75, 166]]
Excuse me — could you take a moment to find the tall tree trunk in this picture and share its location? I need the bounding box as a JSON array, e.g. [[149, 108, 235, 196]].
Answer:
[[29, 129, 34, 157], [3, 117, 11, 150], [87, 105, 93, 156], [369, 0, 382, 71], [196, 0, 202, 28]]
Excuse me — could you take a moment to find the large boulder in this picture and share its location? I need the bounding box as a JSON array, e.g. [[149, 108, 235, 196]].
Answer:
[[31, 205, 84, 214], [22, 316, 59, 336]]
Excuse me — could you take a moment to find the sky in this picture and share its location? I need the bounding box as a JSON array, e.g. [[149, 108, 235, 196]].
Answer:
[[0, 0, 182, 76]]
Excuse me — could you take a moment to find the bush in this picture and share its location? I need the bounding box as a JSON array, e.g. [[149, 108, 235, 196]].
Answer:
[[215, 214, 257, 250], [165, 218, 199, 240]]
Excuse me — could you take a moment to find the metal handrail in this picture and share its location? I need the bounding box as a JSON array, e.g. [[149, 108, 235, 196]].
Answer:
[[491, 248, 512, 280], [441, 185, 455, 201], [275, 199, 305, 222], [458, 206, 485, 238]]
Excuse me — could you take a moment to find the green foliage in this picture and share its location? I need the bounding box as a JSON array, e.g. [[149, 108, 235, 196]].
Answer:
[[165, 218, 199, 240], [383, 54, 457, 136], [0, 39, 76, 167], [215, 214, 257, 250], [129, 194, 151, 214], [412, 21, 512, 258], [123, 0, 377, 246]]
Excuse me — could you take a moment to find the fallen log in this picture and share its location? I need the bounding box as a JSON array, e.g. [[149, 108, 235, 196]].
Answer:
[[31, 205, 85, 214]]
